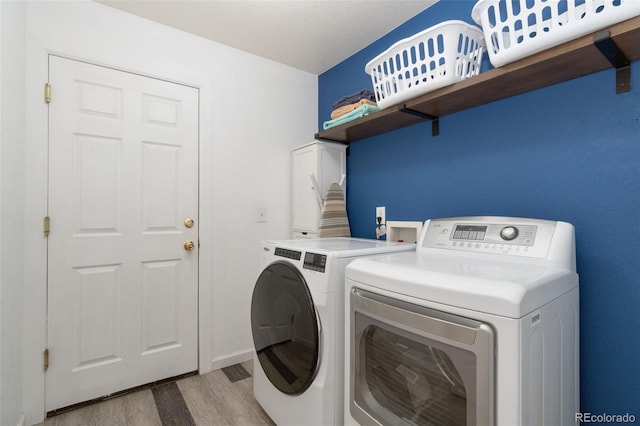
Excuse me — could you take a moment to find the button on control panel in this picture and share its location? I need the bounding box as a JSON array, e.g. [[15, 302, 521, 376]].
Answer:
[[500, 226, 519, 241]]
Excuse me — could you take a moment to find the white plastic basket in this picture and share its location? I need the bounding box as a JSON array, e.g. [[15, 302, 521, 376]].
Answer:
[[365, 20, 486, 110], [472, 0, 640, 67]]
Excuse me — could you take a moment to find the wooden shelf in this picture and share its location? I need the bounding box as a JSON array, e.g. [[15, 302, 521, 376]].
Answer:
[[315, 16, 640, 144]]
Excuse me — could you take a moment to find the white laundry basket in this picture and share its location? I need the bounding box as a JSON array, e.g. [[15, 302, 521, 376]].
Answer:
[[472, 0, 640, 67], [365, 20, 485, 110]]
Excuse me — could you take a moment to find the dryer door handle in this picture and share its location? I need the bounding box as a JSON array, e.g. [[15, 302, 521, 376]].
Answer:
[[352, 288, 488, 346]]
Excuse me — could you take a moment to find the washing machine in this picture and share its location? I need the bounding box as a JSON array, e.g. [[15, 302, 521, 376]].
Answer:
[[344, 217, 579, 426], [251, 237, 415, 426]]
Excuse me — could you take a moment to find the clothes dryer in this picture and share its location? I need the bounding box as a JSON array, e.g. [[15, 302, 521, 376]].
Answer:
[[345, 217, 579, 426], [251, 238, 415, 426]]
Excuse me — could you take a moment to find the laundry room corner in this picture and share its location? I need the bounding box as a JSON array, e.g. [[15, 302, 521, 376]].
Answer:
[[18, 1, 318, 423]]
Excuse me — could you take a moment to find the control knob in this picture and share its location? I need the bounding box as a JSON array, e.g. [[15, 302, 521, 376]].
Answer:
[[500, 226, 519, 241]]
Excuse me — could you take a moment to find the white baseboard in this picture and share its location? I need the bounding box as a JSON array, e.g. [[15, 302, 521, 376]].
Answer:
[[210, 349, 253, 371]]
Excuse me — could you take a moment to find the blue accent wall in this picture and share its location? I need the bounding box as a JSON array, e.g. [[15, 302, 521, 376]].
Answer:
[[320, 0, 640, 417]]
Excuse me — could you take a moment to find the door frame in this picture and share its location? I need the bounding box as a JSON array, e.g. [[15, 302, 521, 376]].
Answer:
[[24, 47, 215, 423]]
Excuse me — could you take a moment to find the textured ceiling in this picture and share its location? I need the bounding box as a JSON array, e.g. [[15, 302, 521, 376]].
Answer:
[[96, 0, 437, 74]]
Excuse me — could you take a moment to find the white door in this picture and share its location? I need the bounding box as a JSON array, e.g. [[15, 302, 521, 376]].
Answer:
[[46, 56, 199, 411]]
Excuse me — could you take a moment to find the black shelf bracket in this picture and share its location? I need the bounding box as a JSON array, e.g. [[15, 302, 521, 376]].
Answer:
[[593, 29, 631, 94], [314, 133, 348, 144], [399, 106, 440, 136]]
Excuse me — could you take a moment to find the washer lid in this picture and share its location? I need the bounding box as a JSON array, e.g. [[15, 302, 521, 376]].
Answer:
[[345, 251, 578, 319]]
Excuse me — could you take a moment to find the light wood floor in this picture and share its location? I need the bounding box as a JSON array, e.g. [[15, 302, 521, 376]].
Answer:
[[38, 361, 276, 426]]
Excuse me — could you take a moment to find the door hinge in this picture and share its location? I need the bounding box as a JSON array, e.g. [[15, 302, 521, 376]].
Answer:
[[43, 348, 49, 371], [44, 216, 50, 237], [44, 83, 51, 104]]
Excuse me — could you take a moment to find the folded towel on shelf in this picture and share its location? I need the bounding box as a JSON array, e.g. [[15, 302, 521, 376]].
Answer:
[[318, 183, 350, 238], [323, 103, 380, 130], [331, 89, 376, 110], [330, 99, 377, 119]]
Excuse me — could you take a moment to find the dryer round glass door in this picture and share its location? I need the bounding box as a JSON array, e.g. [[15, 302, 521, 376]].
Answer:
[[251, 261, 320, 395]]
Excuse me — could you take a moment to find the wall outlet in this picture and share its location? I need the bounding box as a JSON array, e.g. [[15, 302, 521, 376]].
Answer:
[[376, 207, 387, 225], [375, 206, 386, 239], [376, 206, 386, 225]]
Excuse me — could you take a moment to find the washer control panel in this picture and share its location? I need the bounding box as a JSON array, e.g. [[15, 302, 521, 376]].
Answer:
[[422, 217, 558, 258]]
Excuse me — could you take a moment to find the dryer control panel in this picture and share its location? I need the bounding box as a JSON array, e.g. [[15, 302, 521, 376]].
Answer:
[[451, 223, 537, 246], [421, 217, 561, 259]]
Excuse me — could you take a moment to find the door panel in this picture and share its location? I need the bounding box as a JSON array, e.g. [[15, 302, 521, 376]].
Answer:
[[142, 142, 180, 231], [74, 134, 122, 234], [46, 56, 199, 411], [73, 264, 123, 371], [141, 259, 181, 353]]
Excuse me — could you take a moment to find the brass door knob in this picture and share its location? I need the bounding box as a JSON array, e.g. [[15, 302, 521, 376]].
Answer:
[[184, 241, 195, 251], [184, 218, 194, 228]]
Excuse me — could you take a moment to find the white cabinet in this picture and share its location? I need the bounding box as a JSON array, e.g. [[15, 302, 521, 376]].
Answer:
[[291, 141, 346, 239]]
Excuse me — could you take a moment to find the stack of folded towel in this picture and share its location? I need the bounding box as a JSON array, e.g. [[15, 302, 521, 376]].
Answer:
[[323, 89, 380, 130]]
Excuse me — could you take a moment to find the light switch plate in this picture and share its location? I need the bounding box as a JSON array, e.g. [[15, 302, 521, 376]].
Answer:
[[257, 207, 267, 223]]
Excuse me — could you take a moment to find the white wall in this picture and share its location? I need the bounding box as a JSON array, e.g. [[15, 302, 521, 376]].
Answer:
[[0, 1, 27, 425], [17, 1, 318, 424]]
